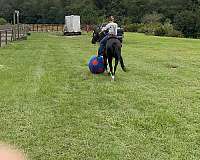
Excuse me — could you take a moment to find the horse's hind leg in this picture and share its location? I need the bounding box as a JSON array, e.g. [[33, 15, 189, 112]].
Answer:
[[114, 59, 119, 75], [103, 54, 108, 72], [108, 56, 115, 80], [108, 56, 113, 73]]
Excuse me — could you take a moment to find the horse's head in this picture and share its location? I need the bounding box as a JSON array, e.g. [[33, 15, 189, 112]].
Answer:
[[92, 27, 101, 44], [91, 26, 106, 44], [91, 28, 100, 44]]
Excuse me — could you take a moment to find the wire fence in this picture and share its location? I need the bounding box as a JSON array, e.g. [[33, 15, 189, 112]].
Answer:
[[28, 24, 94, 32], [28, 24, 64, 32], [0, 24, 95, 47], [0, 24, 29, 47]]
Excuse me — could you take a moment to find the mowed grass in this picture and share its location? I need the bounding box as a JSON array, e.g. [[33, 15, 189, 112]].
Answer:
[[0, 32, 200, 160]]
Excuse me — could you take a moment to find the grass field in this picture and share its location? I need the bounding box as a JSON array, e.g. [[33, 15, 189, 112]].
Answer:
[[0, 32, 200, 160]]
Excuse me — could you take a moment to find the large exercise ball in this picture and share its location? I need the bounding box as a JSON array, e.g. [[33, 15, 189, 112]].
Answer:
[[88, 55, 105, 74]]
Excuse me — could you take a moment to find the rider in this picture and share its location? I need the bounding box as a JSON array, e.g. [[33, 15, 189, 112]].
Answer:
[[98, 15, 118, 56]]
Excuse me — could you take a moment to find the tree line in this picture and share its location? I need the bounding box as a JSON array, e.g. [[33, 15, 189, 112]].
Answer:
[[0, 0, 200, 37]]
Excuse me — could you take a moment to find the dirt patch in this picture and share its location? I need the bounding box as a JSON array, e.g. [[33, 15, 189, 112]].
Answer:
[[166, 64, 179, 69]]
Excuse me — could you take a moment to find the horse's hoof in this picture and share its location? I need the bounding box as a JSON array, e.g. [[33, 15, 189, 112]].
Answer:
[[111, 75, 115, 81], [123, 67, 127, 72]]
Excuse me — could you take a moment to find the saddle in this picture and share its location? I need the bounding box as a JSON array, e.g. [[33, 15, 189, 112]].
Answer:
[[107, 35, 123, 43], [107, 35, 118, 41], [106, 35, 122, 47]]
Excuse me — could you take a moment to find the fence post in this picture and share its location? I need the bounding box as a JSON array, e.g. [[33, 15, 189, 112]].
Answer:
[[20, 26, 22, 38], [0, 31, 1, 47], [13, 27, 15, 41], [23, 26, 25, 37], [18, 27, 20, 39], [22, 25, 24, 37], [57, 25, 58, 31], [11, 29, 14, 41], [17, 24, 19, 39], [5, 30, 8, 45], [14, 27, 16, 41]]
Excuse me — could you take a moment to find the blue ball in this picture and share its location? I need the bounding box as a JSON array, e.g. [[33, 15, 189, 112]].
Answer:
[[88, 55, 105, 74]]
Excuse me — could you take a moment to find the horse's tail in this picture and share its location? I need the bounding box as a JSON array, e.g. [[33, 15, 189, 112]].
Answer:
[[112, 43, 126, 72]]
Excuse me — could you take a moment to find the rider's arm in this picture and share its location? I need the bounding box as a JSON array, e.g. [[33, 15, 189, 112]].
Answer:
[[102, 23, 111, 31]]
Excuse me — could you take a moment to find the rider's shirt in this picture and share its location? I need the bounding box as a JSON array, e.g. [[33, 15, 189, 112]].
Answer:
[[102, 22, 118, 36]]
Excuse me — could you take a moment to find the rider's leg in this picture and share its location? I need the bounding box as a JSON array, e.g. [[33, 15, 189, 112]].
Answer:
[[98, 35, 109, 56]]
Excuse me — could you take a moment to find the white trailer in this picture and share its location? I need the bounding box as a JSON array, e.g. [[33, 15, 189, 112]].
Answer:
[[64, 15, 81, 36]]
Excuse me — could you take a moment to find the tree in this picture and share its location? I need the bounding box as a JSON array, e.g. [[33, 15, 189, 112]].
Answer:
[[142, 12, 164, 24], [174, 10, 200, 37]]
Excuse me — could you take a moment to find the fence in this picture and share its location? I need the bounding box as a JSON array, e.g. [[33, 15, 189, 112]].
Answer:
[[29, 24, 94, 32], [29, 24, 64, 32], [0, 24, 29, 47]]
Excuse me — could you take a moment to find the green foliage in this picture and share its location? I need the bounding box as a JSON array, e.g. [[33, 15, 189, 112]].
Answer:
[[124, 23, 143, 32], [166, 29, 183, 38], [142, 12, 164, 24], [0, 17, 7, 25], [137, 23, 163, 35], [0, 0, 200, 37], [163, 20, 183, 37], [174, 10, 200, 38], [154, 25, 166, 36], [126, 20, 183, 38]]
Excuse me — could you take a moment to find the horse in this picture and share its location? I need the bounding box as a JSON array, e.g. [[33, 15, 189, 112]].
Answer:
[[91, 27, 126, 80]]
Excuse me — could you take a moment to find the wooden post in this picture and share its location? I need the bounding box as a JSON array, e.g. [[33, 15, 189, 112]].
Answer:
[[57, 24, 58, 31], [0, 31, 1, 47], [13, 27, 15, 40], [17, 25, 19, 39], [11, 29, 14, 41], [13, 13, 16, 25], [22, 25, 24, 37], [14, 27, 16, 41], [5, 30, 8, 45], [23, 26, 25, 37], [37, 24, 38, 32], [19, 26, 21, 39]]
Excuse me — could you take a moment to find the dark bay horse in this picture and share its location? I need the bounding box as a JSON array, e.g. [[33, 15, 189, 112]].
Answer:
[[92, 28, 126, 80]]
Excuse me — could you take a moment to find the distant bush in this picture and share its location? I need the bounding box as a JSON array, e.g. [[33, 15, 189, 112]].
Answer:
[[162, 20, 183, 37], [166, 30, 183, 38], [137, 23, 163, 35], [142, 12, 164, 24], [124, 23, 143, 32], [0, 17, 7, 25], [154, 25, 166, 36], [125, 20, 183, 38]]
